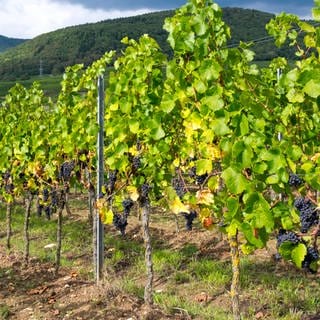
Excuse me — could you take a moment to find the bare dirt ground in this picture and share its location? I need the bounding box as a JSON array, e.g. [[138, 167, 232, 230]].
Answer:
[[0, 207, 230, 320], [1, 206, 319, 320]]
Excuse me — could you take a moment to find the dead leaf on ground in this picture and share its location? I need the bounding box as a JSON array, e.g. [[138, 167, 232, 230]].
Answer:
[[28, 286, 48, 295]]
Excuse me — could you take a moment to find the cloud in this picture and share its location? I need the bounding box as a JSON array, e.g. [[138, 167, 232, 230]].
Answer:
[[216, 0, 314, 19], [0, 0, 315, 39], [0, 0, 155, 38], [54, 0, 186, 10]]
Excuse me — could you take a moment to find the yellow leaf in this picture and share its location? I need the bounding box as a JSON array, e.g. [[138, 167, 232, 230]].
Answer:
[[100, 207, 114, 225], [199, 208, 211, 222], [96, 198, 107, 210], [27, 178, 37, 190], [110, 103, 119, 111], [196, 189, 214, 205], [241, 244, 255, 255], [170, 196, 189, 214], [128, 146, 139, 156], [311, 153, 320, 162], [127, 186, 139, 201], [173, 158, 180, 167]]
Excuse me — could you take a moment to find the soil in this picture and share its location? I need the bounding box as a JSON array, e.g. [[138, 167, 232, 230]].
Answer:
[[0, 206, 229, 320], [0, 205, 319, 320]]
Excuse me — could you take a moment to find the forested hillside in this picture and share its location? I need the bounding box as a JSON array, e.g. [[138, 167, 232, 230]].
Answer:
[[0, 8, 301, 80], [0, 35, 26, 53]]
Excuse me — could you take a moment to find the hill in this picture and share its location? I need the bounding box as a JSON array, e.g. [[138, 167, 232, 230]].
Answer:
[[0, 35, 26, 53], [0, 8, 295, 81]]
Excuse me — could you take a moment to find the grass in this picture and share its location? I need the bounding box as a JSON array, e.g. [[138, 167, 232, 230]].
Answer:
[[0, 197, 319, 320], [0, 303, 10, 320]]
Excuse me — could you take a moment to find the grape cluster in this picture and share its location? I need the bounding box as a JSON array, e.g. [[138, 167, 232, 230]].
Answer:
[[131, 156, 141, 172], [59, 161, 75, 181], [2, 170, 10, 181], [276, 229, 301, 247], [51, 188, 58, 208], [37, 202, 51, 220], [302, 246, 319, 273], [5, 183, 14, 194], [1, 170, 14, 194], [288, 173, 304, 187], [43, 188, 49, 202], [139, 183, 150, 206], [172, 176, 186, 199], [294, 197, 319, 233], [122, 198, 134, 215], [113, 213, 128, 236], [181, 210, 197, 231], [37, 188, 59, 220], [196, 173, 208, 185], [104, 170, 118, 195], [188, 166, 208, 185], [113, 199, 134, 236]]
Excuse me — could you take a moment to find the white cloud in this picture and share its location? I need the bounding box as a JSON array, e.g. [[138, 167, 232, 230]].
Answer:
[[0, 0, 153, 38]]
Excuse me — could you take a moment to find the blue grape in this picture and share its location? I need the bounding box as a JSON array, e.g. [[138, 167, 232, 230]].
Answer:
[[288, 173, 303, 187]]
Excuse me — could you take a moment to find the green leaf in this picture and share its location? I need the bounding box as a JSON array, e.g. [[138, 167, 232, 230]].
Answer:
[[298, 21, 316, 33], [212, 118, 230, 136], [241, 223, 264, 248], [222, 167, 249, 194], [196, 159, 212, 175], [287, 144, 303, 161], [194, 79, 207, 93], [193, 15, 207, 36], [278, 242, 296, 260], [160, 97, 175, 113], [202, 95, 224, 112], [150, 125, 165, 140], [208, 176, 219, 191], [199, 60, 222, 81], [266, 174, 279, 184], [303, 79, 320, 98], [128, 119, 140, 134], [312, 7, 320, 21], [236, 114, 249, 136], [291, 243, 307, 268], [286, 88, 305, 103], [226, 197, 239, 217], [281, 215, 294, 230]]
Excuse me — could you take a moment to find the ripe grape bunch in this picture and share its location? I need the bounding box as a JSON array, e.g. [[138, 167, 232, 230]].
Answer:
[[181, 210, 197, 231], [294, 197, 319, 233], [113, 198, 135, 236], [59, 161, 75, 181], [1, 170, 14, 194], [172, 176, 186, 199], [113, 213, 128, 236], [122, 198, 134, 215], [276, 229, 301, 247], [302, 246, 319, 273], [288, 173, 304, 187], [104, 170, 118, 195], [2, 170, 10, 181], [131, 155, 141, 172], [37, 188, 54, 220], [50, 188, 58, 211], [43, 188, 49, 202], [188, 166, 208, 185]]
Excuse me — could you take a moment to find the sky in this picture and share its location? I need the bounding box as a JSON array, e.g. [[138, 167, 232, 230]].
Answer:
[[0, 0, 315, 39]]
